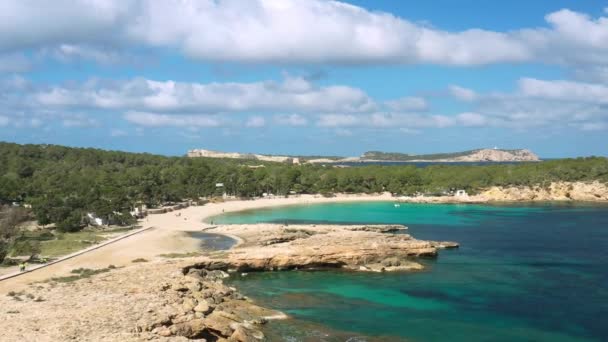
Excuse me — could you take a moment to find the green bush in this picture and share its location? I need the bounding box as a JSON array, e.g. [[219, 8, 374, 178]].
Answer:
[[56, 212, 84, 233], [9, 240, 41, 257], [0, 240, 9, 263]]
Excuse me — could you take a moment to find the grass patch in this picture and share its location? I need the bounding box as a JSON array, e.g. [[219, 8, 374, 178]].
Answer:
[[131, 258, 149, 263], [36, 230, 106, 257], [98, 226, 138, 235], [14, 226, 136, 258], [208, 251, 229, 260], [47, 266, 117, 283], [158, 252, 202, 259]]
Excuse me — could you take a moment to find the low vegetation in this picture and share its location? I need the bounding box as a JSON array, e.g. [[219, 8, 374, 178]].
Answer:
[[0, 206, 136, 264], [158, 252, 203, 259], [47, 266, 117, 283]]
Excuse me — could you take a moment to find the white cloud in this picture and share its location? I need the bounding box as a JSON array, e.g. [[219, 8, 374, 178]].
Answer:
[[110, 129, 128, 137], [456, 112, 487, 127], [246, 116, 265, 127], [32, 76, 375, 114], [0, 1, 130, 51], [0, 53, 31, 73], [274, 114, 308, 126], [62, 116, 99, 128], [399, 128, 421, 135], [317, 112, 457, 129], [449, 85, 478, 102], [124, 111, 222, 127], [572, 66, 608, 83], [1, 1, 608, 67], [518, 78, 608, 104], [0, 115, 9, 126], [385, 97, 428, 111], [452, 77, 608, 131], [45, 44, 130, 65], [335, 128, 353, 137], [317, 114, 359, 127], [12, 117, 43, 128], [578, 122, 608, 131]]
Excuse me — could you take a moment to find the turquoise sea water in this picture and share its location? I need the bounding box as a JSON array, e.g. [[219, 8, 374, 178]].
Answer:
[[212, 202, 608, 342]]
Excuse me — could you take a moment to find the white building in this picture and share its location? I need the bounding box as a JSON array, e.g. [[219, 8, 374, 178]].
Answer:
[[87, 213, 105, 226], [455, 189, 468, 197]]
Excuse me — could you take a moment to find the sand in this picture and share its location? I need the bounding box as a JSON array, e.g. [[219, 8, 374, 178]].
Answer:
[[0, 193, 393, 292]]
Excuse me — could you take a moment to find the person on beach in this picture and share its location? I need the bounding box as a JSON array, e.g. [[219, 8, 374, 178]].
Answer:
[[19, 263, 25, 272]]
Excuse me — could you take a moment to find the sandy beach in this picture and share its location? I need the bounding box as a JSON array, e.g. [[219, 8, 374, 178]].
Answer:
[[0, 193, 395, 293], [3, 180, 608, 292]]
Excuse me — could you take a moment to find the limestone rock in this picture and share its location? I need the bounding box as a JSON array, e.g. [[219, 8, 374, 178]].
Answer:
[[198, 224, 457, 273], [229, 323, 265, 342], [194, 300, 213, 314], [204, 311, 236, 337], [170, 318, 207, 338]]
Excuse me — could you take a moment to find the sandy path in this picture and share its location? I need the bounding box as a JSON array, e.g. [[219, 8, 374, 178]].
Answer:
[[0, 193, 393, 292]]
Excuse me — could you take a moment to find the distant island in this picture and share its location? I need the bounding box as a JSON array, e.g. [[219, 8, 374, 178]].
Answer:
[[187, 148, 540, 163]]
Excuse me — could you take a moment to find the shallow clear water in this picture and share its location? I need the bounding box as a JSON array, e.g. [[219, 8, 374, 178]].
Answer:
[[214, 202, 608, 342]]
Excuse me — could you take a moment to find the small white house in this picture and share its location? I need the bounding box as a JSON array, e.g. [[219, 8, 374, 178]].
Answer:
[[87, 212, 105, 226], [455, 189, 468, 197]]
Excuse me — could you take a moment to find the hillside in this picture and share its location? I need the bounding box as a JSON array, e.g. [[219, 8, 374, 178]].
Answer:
[[188, 148, 540, 163], [187, 149, 300, 163], [361, 149, 540, 162]]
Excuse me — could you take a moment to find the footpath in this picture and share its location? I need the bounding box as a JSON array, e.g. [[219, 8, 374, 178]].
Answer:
[[0, 225, 154, 282]]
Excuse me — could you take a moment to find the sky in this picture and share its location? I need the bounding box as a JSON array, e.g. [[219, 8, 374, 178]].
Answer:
[[1, 1, 608, 158]]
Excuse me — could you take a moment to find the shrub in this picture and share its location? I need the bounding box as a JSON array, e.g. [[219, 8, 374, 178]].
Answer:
[[56, 212, 84, 233], [0, 241, 8, 263], [9, 240, 41, 258]]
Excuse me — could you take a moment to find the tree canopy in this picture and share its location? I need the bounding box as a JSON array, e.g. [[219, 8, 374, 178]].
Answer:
[[1, 141, 607, 231]]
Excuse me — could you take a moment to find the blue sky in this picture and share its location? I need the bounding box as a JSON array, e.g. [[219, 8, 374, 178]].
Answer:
[[1, 1, 608, 158]]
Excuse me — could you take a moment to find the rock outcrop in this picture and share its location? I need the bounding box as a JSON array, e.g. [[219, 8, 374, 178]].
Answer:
[[196, 224, 457, 273], [478, 181, 608, 202], [0, 261, 284, 342], [360, 148, 539, 162], [452, 149, 538, 162], [0, 223, 459, 341]]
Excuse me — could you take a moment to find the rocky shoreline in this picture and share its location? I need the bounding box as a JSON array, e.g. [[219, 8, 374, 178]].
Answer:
[[198, 224, 458, 273], [1, 223, 458, 341], [395, 181, 608, 203]]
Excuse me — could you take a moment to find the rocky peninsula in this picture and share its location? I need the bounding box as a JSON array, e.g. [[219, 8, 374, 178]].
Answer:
[[0, 222, 457, 341], [197, 224, 457, 273]]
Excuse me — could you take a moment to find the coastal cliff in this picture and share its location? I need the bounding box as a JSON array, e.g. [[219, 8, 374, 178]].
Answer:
[[360, 148, 539, 162], [395, 181, 608, 203], [478, 181, 608, 202]]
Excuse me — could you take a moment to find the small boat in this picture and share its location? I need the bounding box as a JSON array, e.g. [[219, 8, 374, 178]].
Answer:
[[394, 203, 401, 207]]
